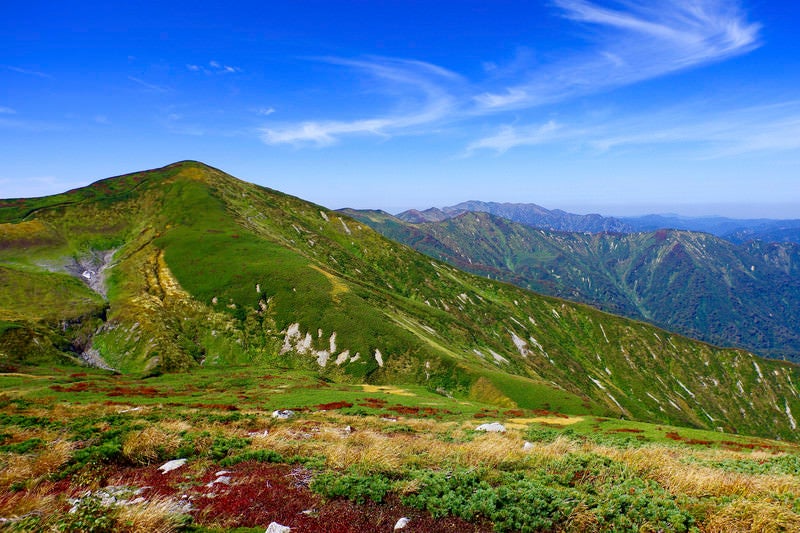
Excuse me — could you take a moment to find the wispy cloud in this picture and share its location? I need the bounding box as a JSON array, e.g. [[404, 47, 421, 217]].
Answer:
[[5, 65, 53, 79], [474, 0, 761, 111], [258, 1, 762, 151], [128, 76, 169, 93], [254, 107, 275, 116], [467, 100, 800, 158], [0, 107, 15, 114], [465, 121, 563, 154], [260, 57, 461, 146], [187, 60, 241, 75]]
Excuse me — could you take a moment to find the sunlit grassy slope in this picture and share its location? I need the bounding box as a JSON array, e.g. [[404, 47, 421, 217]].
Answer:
[[1, 161, 799, 441]]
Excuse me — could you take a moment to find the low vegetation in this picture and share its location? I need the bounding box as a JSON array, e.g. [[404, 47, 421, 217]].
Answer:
[[1, 365, 799, 531]]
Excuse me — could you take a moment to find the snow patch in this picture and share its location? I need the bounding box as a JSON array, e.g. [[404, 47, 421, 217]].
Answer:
[[340, 218, 352, 235], [786, 400, 797, 430], [599, 324, 610, 344], [335, 350, 350, 366], [753, 361, 764, 381], [374, 349, 384, 367], [551, 308, 560, 319], [646, 392, 661, 404], [510, 331, 529, 358], [675, 379, 696, 399], [668, 399, 683, 412], [489, 350, 509, 364], [319, 210, 329, 221], [589, 377, 606, 390]]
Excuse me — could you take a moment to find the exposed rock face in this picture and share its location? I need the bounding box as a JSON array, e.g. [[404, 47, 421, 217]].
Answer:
[[64, 249, 117, 298]]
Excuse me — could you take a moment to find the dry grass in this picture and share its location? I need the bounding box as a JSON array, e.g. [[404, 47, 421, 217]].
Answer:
[[0, 486, 59, 521], [0, 439, 73, 488], [703, 499, 800, 533], [114, 496, 186, 533], [608, 445, 800, 498], [451, 432, 526, 468], [121, 425, 180, 465]]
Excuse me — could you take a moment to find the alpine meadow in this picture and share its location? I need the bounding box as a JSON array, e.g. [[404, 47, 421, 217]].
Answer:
[[1, 161, 799, 531]]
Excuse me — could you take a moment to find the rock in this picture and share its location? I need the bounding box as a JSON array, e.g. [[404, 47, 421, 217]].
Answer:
[[265, 522, 291, 533], [272, 409, 295, 419], [394, 517, 411, 530], [523, 441, 534, 451], [158, 458, 187, 473], [207, 476, 231, 487], [215, 470, 232, 477], [475, 422, 506, 432]]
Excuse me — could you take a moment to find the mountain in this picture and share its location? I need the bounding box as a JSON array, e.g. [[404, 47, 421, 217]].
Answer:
[[397, 202, 800, 244], [342, 209, 800, 363], [398, 201, 634, 233], [623, 214, 800, 244], [2, 162, 800, 440]]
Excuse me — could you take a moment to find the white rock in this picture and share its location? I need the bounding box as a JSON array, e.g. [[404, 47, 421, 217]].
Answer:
[[394, 517, 411, 530], [475, 422, 506, 433], [206, 476, 231, 487], [158, 458, 187, 473], [215, 470, 232, 477], [522, 441, 534, 451], [265, 522, 291, 533], [272, 409, 295, 419]]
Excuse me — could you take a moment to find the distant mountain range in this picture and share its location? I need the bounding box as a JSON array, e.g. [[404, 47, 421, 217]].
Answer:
[[3, 161, 800, 440], [397, 201, 800, 244], [342, 209, 800, 362]]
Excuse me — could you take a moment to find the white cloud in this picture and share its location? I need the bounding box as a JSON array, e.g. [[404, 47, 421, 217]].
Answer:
[[187, 61, 241, 75], [0, 107, 15, 114], [466, 121, 562, 154], [260, 57, 461, 146], [128, 76, 169, 93], [5, 65, 52, 79], [468, 100, 800, 157], [474, 0, 761, 111], [255, 107, 276, 116]]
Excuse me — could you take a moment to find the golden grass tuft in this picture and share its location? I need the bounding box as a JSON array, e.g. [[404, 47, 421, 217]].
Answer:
[[0, 439, 73, 488], [703, 499, 800, 533], [0, 486, 59, 521], [453, 432, 525, 468], [122, 426, 180, 465], [114, 496, 186, 533], [609, 445, 800, 498]]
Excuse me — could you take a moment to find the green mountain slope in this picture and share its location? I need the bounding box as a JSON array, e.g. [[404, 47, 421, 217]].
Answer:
[[2, 162, 800, 440], [343, 209, 800, 362]]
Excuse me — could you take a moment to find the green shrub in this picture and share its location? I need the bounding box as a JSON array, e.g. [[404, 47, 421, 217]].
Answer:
[[310, 471, 392, 504]]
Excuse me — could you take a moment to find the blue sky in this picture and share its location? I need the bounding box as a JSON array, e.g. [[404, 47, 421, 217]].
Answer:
[[2, 0, 800, 217]]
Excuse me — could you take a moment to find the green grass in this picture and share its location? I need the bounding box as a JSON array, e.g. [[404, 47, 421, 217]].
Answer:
[[2, 161, 800, 442]]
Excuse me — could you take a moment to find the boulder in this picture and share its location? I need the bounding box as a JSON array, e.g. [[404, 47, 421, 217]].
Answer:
[[158, 458, 187, 473], [394, 517, 411, 529], [475, 422, 506, 432]]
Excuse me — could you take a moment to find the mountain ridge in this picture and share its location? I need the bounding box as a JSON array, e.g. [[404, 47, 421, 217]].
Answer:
[[396, 201, 800, 243], [2, 162, 800, 440], [341, 208, 800, 363]]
